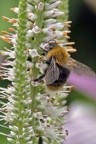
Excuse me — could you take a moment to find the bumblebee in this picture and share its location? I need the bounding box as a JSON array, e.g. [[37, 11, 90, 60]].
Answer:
[[34, 41, 96, 91]]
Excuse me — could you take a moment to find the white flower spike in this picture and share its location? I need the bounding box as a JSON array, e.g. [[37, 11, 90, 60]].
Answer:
[[0, 0, 72, 144]]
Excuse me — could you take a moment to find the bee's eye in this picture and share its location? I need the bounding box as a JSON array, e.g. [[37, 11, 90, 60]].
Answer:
[[49, 44, 54, 49], [49, 42, 56, 49], [48, 40, 57, 50]]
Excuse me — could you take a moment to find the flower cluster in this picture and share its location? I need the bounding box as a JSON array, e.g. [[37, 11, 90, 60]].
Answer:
[[0, 0, 74, 144]]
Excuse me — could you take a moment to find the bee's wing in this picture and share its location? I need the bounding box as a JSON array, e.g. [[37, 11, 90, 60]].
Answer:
[[68, 58, 96, 77], [45, 57, 60, 85]]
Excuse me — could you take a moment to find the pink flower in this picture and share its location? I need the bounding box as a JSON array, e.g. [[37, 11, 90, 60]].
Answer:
[[68, 73, 96, 99], [64, 102, 96, 144]]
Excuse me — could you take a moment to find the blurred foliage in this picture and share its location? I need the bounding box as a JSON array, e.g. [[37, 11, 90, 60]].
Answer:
[[0, 0, 96, 143], [0, 1, 19, 143], [69, 0, 96, 69], [0, 0, 19, 49], [67, 90, 96, 106], [68, 0, 96, 103]]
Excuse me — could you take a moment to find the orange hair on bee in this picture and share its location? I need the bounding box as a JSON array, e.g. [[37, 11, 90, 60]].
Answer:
[[47, 45, 69, 67], [46, 84, 64, 91]]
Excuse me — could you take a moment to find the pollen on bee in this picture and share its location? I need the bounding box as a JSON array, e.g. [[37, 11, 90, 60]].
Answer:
[[46, 84, 64, 91]]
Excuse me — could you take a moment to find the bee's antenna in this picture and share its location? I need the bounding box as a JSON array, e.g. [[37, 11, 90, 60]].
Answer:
[[48, 40, 58, 50]]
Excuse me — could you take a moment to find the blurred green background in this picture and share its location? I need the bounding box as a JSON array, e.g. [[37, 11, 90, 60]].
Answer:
[[0, 0, 96, 143], [68, 0, 96, 104], [0, 1, 19, 143]]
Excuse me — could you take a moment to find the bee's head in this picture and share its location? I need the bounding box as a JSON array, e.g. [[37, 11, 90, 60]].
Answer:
[[40, 40, 57, 53], [48, 40, 57, 51]]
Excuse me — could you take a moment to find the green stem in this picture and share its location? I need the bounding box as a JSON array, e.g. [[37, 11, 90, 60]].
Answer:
[[14, 0, 27, 143], [30, 3, 44, 143]]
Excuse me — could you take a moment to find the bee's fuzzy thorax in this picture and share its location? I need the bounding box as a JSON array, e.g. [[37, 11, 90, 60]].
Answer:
[[47, 45, 69, 66]]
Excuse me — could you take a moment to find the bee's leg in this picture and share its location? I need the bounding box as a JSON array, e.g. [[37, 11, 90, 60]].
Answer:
[[38, 137, 43, 144], [34, 73, 45, 82], [45, 60, 50, 65]]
